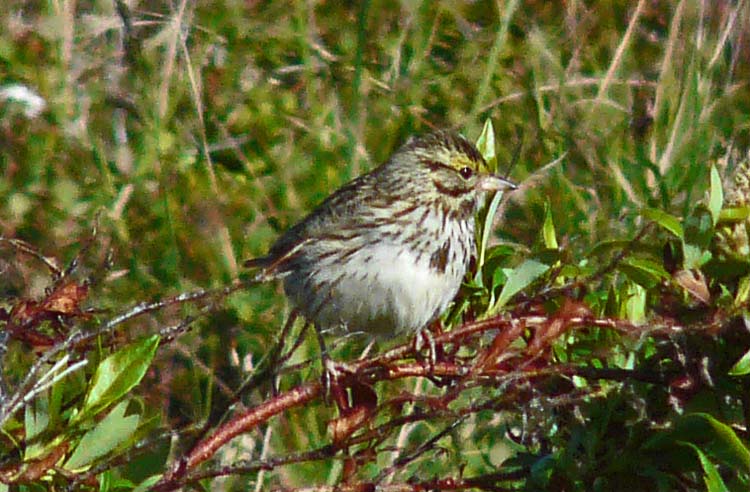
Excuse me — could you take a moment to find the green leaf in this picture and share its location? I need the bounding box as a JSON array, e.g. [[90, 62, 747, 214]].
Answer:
[[681, 442, 730, 492], [622, 282, 646, 323], [24, 391, 51, 460], [64, 400, 139, 471], [98, 471, 136, 492], [618, 257, 670, 289], [604, 285, 619, 316], [648, 413, 750, 473], [474, 119, 504, 281], [642, 208, 683, 238], [133, 475, 164, 492], [76, 335, 159, 422], [729, 347, 750, 376], [735, 278, 750, 307], [476, 193, 503, 286], [683, 242, 712, 270], [490, 259, 549, 314], [709, 165, 724, 226], [719, 206, 750, 222], [475, 118, 498, 172], [542, 201, 558, 249], [588, 239, 634, 257]]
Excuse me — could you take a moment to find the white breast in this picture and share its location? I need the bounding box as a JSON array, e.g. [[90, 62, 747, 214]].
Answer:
[[284, 209, 474, 337]]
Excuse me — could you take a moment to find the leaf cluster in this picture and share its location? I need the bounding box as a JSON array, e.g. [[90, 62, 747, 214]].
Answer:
[[2, 1, 750, 491]]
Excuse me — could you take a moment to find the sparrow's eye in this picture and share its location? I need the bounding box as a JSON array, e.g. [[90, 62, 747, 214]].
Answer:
[[459, 166, 473, 179]]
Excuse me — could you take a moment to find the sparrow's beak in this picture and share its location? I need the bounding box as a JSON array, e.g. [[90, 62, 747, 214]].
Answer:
[[477, 175, 518, 192]]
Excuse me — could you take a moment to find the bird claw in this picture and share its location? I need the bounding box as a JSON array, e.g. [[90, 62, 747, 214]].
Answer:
[[321, 354, 338, 393], [414, 327, 438, 371], [321, 355, 357, 410]]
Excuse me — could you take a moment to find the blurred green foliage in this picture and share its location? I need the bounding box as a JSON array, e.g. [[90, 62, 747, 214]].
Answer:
[[2, 0, 750, 490]]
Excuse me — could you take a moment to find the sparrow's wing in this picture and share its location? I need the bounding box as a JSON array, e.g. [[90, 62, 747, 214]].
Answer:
[[244, 171, 388, 278]]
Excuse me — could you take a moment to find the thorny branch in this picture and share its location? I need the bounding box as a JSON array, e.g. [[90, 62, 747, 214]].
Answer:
[[0, 236, 251, 430], [0, 238, 713, 491], [0, 280, 246, 429], [153, 300, 686, 491]]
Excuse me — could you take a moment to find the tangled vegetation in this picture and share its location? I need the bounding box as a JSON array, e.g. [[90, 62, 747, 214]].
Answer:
[[2, 1, 750, 490]]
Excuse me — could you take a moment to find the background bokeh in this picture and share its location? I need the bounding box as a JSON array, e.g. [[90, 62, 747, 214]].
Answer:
[[2, 0, 750, 490]]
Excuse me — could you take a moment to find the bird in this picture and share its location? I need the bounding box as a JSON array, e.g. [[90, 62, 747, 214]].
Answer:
[[245, 130, 517, 355]]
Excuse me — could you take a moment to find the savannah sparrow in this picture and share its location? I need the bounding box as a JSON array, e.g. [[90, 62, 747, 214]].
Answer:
[[246, 130, 517, 341]]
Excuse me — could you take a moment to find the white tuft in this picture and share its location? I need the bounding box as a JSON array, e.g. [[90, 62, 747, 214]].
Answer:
[[0, 84, 46, 118]]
